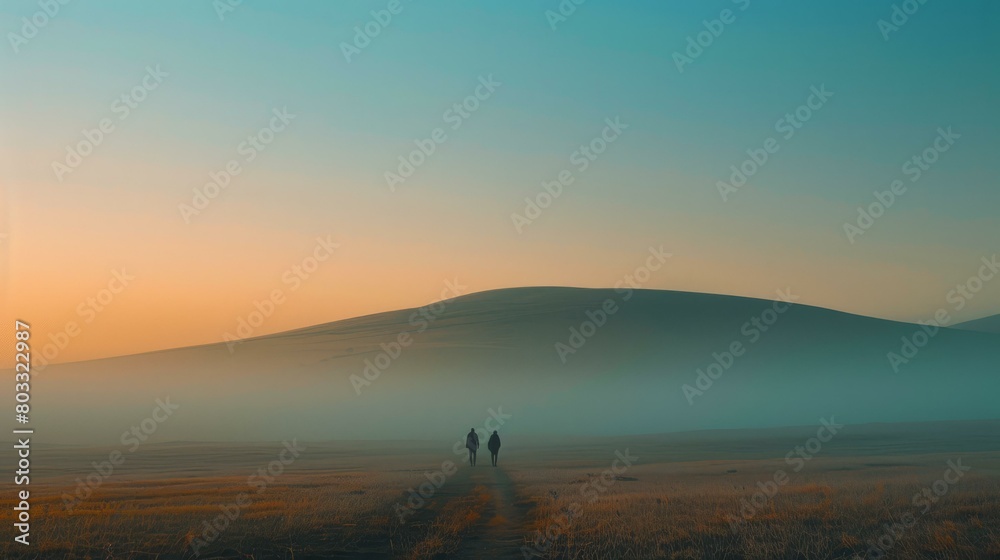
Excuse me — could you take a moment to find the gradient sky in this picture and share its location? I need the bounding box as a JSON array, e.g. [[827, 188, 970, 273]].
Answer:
[[1, 0, 997, 364]]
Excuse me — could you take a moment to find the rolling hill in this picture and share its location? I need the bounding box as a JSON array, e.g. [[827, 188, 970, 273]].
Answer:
[[953, 313, 1000, 335], [22, 287, 1000, 445]]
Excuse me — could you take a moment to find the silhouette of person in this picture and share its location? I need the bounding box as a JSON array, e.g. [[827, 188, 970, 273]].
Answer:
[[465, 428, 479, 466], [487, 430, 501, 467]]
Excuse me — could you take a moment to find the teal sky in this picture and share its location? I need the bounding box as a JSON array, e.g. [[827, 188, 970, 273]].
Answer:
[[1, 0, 998, 360]]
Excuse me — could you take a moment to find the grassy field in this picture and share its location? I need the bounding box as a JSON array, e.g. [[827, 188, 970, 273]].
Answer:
[[2, 420, 999, 559]]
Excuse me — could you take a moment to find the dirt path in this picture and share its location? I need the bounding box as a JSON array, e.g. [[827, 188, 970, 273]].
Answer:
[[452, 464, 526, 558], [399, 455, 530, 559]]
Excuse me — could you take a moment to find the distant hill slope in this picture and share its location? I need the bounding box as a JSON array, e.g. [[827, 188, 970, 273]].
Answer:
[[953, 314, 1000, 335], [21, 287, 1000, 444]]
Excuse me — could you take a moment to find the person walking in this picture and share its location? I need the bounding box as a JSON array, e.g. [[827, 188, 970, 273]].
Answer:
[[487, 430, 501, 467], [465, 428, 480, 466]]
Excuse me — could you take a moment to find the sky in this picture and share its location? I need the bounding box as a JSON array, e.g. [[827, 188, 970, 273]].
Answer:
[[1, 0, 997, 365]]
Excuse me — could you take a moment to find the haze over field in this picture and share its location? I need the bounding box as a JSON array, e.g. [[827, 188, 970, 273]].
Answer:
[[20, 287, 999, 445]]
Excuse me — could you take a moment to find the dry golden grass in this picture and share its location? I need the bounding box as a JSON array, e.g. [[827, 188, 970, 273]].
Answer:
[[2, 442, 998, 559], [510, 455, 1000, 559], [406, 484, 492, 559], [0, 470, 414, 558]]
